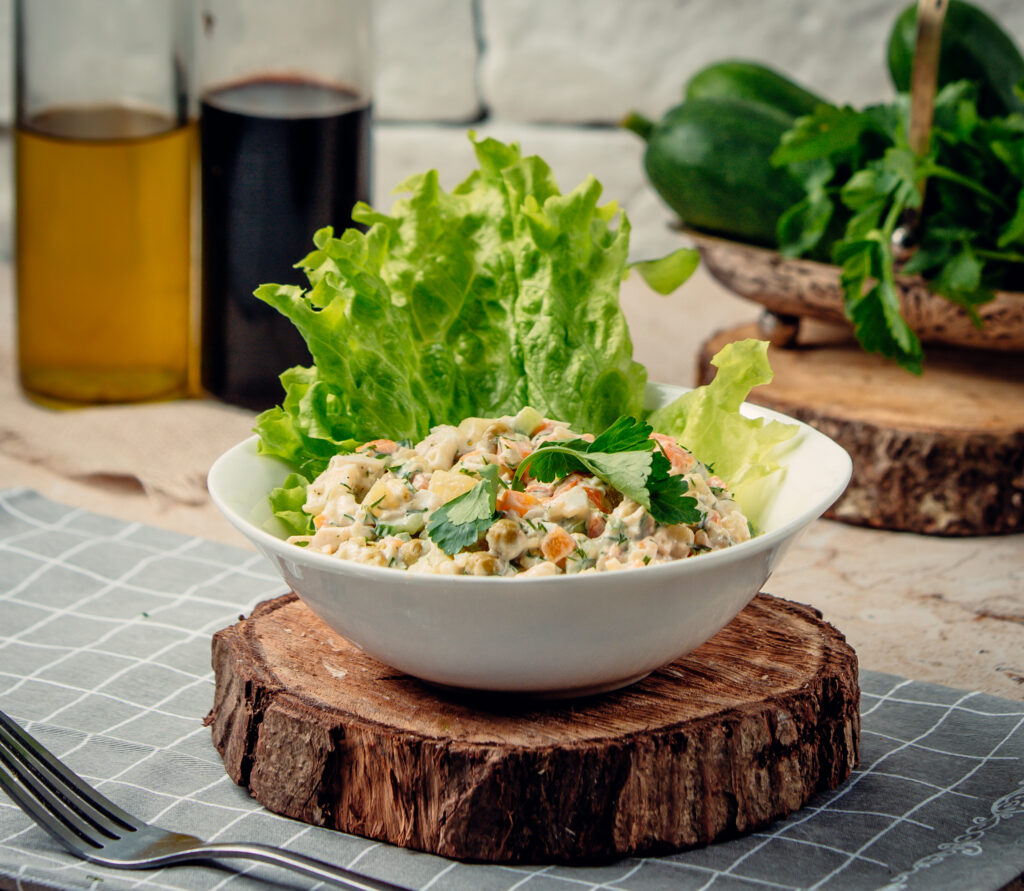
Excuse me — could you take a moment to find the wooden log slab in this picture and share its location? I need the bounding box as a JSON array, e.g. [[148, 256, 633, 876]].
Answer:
[[699, 322, 1024, 536], [206, 592, 860, 864]]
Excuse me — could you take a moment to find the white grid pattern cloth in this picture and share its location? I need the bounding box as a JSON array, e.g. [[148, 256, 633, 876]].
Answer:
[[1, 488, 1022, 891]]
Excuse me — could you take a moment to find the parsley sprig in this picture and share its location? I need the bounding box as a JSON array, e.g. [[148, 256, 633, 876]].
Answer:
[[771, 82, 1024, 373], [425, 418, 704, 555], [513, 417, 702, 526], [426, 464, 503, 556]]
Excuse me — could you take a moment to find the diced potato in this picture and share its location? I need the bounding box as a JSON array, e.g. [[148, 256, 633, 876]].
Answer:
[[455, 416, 493, 447], [362, 477, 413, 517], [415, 425, 459, 470], [428, 470, 479, 503], [305, 454, 383, 513], [544, 485, 591, 523]]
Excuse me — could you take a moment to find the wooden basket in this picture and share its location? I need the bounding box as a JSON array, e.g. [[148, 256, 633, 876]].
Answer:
[[688, 228, 1024, 353]]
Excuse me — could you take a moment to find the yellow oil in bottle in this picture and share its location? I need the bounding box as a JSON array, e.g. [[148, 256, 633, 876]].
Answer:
[[16, 105, 195, 406]]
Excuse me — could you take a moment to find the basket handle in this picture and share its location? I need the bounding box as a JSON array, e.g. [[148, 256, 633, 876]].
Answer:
[[909, 0, 947, 160], [893, 0, 947, 258]]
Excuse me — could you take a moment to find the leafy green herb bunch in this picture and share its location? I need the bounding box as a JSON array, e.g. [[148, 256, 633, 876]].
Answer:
[[772, 80, 1024, 373]]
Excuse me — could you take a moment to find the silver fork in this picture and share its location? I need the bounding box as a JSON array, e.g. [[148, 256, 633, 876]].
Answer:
[[0, 709, 405, 890]]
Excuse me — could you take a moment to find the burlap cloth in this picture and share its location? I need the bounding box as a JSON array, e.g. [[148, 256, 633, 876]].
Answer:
[[0, 267, 255, 543]]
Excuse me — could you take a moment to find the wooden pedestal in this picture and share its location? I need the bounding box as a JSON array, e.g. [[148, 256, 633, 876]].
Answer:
[[207, 592, 859, 863]]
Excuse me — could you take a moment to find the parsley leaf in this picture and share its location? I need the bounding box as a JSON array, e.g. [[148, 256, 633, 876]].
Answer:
[[426, 471, 500, 556], [771, 104, 878, 168], [647, 452, 702, 525], [776, 160, 836, 259], [514, 417, 701, 525], [476, 462, 507, 489], [835, 232, 924, 373], [589, 415, 658, 453]]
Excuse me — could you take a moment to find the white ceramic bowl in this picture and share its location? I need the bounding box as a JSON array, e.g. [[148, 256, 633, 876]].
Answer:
[[208, 382, 851, 697]]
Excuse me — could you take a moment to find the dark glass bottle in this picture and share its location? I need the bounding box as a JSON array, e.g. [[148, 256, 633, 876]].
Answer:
[[198, 1, 372, 411]]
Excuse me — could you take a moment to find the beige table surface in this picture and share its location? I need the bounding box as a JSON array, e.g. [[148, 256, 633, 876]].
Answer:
[[1, 262, 1022, 701]]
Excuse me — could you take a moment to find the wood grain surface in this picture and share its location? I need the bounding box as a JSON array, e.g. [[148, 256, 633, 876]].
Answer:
[[690, 229, 1024, 352], [207, 591, 860, 863], [699, 322, 1024, 536]]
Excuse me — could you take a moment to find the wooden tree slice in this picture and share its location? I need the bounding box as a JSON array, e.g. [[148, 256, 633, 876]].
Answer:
[[207, 591, 860, 864], [699, 322, 1024, 536]]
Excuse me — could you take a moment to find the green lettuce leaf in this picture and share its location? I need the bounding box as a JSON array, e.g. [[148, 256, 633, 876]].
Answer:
[[630, 247, 700, 295], [268, 473, 315, 536], [254, 366, 360, 478], [253, 134, 673, 480], [647, 339, 799, 527]]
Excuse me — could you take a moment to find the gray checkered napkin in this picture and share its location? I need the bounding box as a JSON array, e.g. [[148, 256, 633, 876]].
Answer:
[[1, 488, 1022, 890]]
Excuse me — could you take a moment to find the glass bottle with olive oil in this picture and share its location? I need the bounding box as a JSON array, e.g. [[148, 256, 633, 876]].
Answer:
[[15, 0, 195, 406]]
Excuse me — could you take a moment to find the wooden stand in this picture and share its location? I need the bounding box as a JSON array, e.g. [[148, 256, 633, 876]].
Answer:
[[699, 321, 1024, 536], [207, 592, 860, 864]]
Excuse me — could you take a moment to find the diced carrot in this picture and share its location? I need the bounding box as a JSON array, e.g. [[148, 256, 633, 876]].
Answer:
[[497, 488, 541, 517], [582, 486, 605, 510], [357, 438, 399, 455], [314, 514, 327, 530], [651, 432, 695, 474], [541, 525, 576, 564], [524, 481, 554, 499], [553, 473, 585, 496]]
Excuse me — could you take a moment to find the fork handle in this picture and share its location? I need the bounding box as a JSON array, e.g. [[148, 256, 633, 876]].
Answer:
[[166, 842, 408, 890]]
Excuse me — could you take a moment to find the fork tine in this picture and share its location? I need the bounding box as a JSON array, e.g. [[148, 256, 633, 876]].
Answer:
[[0, 711, 138, 834], [0, 740, 117, 847], [0, 752, 97, 855]]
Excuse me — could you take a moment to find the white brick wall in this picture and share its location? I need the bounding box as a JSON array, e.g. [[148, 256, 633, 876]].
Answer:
[[479, 0, 900, 122], [373, 0, 480, 121], [2, 0, 1024, 264], [4, 0, 1023, 125], [0, 0, 9, 123]]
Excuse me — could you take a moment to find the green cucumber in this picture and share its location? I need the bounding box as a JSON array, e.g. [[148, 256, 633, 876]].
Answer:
[[684, 60, 827, 120], [625, 98, 803, 247], [888, 0, 1024, 117]]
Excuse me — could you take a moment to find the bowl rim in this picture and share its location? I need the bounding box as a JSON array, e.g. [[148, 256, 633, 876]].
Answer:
[[208, 392, 852, 589]]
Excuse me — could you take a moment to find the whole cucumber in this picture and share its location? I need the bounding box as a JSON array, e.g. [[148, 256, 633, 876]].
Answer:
[[685, 60, 827, 120], [628, 98, 803, 246], [888, 0, 1024, 117]]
